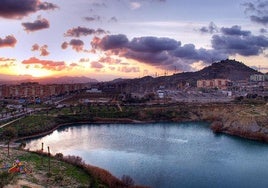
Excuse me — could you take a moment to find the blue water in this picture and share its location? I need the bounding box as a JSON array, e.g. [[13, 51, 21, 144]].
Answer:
[[25, 122, 268, 188]]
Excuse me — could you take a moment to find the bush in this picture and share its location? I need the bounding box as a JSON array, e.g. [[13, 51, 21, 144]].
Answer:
[[63, 155, 85, 167], [55, 153, 64, 159], [121, 175, 135, 187]]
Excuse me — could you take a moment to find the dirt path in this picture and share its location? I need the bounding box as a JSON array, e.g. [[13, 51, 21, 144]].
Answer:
[[4, 180, 44, 188]]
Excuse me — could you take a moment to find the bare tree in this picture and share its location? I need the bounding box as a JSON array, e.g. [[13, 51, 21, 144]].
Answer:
[[2, 127, 17, 156], [121, 175, 135, 187]]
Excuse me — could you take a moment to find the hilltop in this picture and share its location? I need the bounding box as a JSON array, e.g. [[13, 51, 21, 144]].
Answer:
[[195, 59, 260, 81]]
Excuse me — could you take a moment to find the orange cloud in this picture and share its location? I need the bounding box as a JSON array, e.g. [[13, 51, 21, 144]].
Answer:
[[22, 57, 66, 71], [0, 57, 16, 62], [0, 57, 16, 68]]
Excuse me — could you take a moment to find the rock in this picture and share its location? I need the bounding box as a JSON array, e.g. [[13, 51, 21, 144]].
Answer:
[[211, 121, 223, 133]]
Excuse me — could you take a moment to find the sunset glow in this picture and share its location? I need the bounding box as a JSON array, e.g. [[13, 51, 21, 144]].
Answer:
[[0, 0, 267, 81]]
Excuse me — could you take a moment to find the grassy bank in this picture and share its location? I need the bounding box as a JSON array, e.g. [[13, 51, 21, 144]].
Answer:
[[1, 102, 267, 141], [0, 147, 148, 188], [0, 148, 97, 187]]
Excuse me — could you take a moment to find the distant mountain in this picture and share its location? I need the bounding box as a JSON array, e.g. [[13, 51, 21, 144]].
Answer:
[[0, 75, 98, 85], [109, 78, 127, 83], [0, 74, 34, 84], [36, 76, 98, 84]]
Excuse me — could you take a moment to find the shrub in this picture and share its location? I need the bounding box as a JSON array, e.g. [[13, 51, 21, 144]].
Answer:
[[121, 175, 135, 187], [55, 153, 64, 159], [62, 155, 85, 167]]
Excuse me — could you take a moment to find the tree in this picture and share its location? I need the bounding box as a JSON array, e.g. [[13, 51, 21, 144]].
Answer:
[[2, 127, 17, 156]]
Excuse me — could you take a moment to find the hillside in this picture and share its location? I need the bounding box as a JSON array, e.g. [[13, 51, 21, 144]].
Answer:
[[195, 59, 260, 81], [108, 59, 261, 92]]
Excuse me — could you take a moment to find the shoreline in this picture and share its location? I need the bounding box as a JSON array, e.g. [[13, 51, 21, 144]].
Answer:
[[2, 102, 267, 187], [14, 117, 146, 142], [13, 102, 268, 143]]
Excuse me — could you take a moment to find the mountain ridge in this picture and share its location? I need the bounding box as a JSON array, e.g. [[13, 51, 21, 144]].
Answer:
[[108, 59, 261, 92], [0, 59, 261, 85], [0, 75, 98, 85]]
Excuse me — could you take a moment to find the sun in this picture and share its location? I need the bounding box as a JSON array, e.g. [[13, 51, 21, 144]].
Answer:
[[10, 65, 54, 78], [25, 69, 53, 78]]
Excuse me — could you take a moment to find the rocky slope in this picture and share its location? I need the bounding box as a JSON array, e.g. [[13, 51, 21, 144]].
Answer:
[[197, 103, 268, 142]]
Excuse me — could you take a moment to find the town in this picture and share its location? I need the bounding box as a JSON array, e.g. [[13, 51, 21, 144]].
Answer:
[[0, 70, 267, 123]]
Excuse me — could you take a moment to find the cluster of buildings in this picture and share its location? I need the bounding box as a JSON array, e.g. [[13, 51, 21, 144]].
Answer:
[[197, 79, 230, 90], [0, 73, 267, 104], [196, 74, 268, 95], [0, 82, 91, 100]]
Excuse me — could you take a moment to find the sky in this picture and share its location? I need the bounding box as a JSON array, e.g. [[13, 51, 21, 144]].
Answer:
[[0, 0, 267, 81]]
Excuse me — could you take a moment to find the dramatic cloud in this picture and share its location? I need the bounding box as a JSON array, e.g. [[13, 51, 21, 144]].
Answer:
[[212, 26, 268, 56], [22, 18, 50, 32], [0, 35, 17, 48], [128, 37, 179, 52], [65, 26, 107, 37], [22, 57, 66, 71], [220, 25, 251, 36], [199, 22, 218, 34], [91, 34, 129, 50], [91, 34, 227, 71], [0, 0, 58, 19], [92, 30, 268, 71], [243, 0, 268, 25], [69, 39, 84, 52]]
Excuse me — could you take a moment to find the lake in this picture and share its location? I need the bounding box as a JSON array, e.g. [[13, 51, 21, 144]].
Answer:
[[25, 122, 268, 188]]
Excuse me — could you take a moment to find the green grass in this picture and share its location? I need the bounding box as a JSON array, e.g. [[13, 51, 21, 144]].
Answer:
[[15, 151, 92, 186]]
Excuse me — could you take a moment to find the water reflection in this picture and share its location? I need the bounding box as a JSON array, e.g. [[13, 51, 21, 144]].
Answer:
[[26, 123, 268, 188]]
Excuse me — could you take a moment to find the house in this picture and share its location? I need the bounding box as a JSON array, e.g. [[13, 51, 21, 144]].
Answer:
[[250, 74, 265, 82], [197, 79, 230, 90]]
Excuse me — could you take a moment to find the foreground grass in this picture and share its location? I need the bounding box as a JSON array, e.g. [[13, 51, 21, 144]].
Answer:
[[0, 147, 147, 188], [0, 148, 95, 188]]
